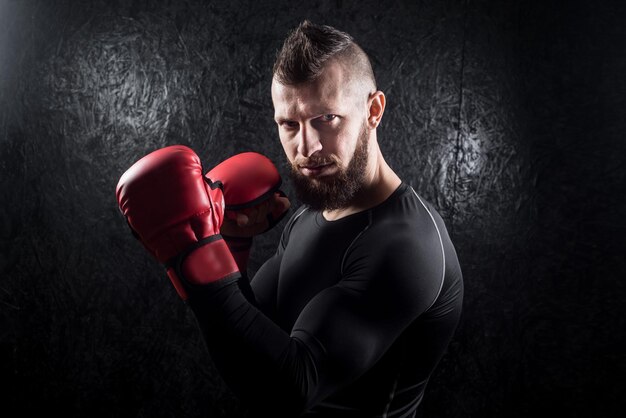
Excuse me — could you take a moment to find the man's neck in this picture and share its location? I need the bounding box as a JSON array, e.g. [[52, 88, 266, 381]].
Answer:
[[322, 152, 401, 221]]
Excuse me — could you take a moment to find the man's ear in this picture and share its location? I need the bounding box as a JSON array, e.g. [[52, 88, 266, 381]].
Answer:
[[367, 90, 386, 129]]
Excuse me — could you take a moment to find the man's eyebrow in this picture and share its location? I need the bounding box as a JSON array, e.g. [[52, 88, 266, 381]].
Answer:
[[274, 107, 340, 123]]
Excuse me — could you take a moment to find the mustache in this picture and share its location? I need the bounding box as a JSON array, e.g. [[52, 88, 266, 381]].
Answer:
[[293, 154, 340, 168]]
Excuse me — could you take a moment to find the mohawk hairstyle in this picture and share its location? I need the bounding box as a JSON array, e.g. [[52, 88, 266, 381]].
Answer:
[[273, 20, 376, 89]]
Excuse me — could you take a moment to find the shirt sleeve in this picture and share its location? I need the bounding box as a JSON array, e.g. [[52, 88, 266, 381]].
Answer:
[[248, 207, 302, 319], [185, 218, 444, 416]]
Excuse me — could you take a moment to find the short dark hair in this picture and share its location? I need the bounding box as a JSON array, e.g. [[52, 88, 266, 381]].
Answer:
[[273, 20, 376, 89]]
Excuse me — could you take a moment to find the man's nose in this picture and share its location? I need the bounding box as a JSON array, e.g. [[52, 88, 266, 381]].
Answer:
[[297, 125, 323, 158]]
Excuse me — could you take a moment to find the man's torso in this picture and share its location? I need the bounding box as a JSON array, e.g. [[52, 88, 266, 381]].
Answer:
[[251, 183, 464, 417]]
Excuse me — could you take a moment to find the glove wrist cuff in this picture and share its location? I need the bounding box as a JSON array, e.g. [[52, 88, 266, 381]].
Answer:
[[222, 236, 253, 272], [165, 235, 240, 300]]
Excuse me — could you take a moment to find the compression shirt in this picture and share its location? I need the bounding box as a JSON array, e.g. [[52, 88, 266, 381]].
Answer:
[[186, 182, 464, 417]]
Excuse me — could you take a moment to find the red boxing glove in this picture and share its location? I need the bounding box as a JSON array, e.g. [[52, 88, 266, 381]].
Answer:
[[206, 152, 287, 225], [116, 145, 239, 300], [206, 152, 289, 270]]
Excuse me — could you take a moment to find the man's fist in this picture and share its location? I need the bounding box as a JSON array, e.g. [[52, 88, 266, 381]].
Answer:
[[206, 152, 291, 238], [116, 145, 239, 300], [204, 152, 290, 272]]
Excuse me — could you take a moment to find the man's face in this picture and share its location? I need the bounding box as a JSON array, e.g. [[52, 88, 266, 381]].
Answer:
[[271, 61, 372, 211]]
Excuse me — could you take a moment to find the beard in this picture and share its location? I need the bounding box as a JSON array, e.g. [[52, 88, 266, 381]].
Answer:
[[289, 123, 370, 211]]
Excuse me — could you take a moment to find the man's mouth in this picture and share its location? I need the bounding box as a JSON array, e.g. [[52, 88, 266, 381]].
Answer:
[[299, 162, 334, 177]]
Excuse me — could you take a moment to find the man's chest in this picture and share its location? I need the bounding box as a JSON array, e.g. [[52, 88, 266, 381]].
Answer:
[[275, 213, 368, 329]]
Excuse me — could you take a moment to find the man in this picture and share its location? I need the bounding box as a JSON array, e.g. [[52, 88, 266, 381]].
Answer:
[[117, 21, 463, 417]]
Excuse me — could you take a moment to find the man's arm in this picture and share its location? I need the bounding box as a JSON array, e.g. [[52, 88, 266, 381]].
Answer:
[[187, 225, 444, 416], [115, 145, 444, 415]]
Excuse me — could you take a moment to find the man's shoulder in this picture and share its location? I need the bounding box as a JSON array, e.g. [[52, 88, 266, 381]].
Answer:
[[368, 184, 438, 229], [355, 186, 446, 260]]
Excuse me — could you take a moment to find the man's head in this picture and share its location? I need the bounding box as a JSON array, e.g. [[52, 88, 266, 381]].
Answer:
[[271, 21, 385, 211]]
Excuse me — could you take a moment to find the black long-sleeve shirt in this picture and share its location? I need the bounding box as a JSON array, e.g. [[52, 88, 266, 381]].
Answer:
[[186, 183, 464, 417]]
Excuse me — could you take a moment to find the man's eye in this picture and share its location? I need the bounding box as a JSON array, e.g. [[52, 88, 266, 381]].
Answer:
[[321, 114, 337, 122], [281, 121, 298, 129]]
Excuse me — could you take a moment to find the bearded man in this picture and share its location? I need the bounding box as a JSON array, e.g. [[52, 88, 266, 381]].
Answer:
[[117, 20, 463, 418]]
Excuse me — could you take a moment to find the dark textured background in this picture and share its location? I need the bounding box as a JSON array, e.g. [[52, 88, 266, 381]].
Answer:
[[1, 0, 625, 417]]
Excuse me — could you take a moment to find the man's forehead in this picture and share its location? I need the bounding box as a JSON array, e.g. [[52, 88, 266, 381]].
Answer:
[[271, 79, 344, 117]]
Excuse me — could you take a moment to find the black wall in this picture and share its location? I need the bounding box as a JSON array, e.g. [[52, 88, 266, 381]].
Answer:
[[1, 0, 624, 417]]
